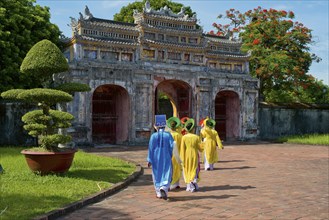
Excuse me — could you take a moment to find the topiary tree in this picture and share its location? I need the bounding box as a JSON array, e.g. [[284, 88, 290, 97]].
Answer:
[[1, 39, 90, 151], [1, 88, 74, 151], [20, 39, 69, 87]]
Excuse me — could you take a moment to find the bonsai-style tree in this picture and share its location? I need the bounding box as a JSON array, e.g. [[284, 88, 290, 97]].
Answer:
[[1, 39, 90, 151]]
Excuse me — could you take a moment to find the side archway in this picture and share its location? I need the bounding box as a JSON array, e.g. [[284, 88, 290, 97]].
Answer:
[[215, 90, 240, 141], [92, 85, 129, 144]]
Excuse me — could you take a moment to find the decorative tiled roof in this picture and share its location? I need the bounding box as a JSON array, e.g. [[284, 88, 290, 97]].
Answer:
[[135, 0, 198, 22], [204, 34, 242, 45], [144, 39, 204, 49], [142, 12, 197, 22], [141, 23, 203, 34], [207, 50, 250, 58], [75, 35, 139, 46], [82, 17, 138, 31]]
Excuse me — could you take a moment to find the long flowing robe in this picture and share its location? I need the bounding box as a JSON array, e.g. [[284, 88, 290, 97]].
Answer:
[[181, 133, 202, 183], [147, 129, 174, 188], [200, 126, 223, 164], [169, 130, 183, 185]]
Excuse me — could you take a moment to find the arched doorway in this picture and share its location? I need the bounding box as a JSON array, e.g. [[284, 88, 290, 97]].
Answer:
[[215, 91, 240, 141], [155, 80, 191, 119], [92, 85, 129, 144]]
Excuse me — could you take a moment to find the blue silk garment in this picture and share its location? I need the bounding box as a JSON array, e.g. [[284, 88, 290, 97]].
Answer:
[[147, 129, 174, 188]]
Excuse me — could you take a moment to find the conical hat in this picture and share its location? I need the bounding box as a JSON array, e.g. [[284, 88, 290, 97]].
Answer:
[[199, 118, 206, 126], [184, 118, 195, 132], [206, 118, 216, 128], [166, 116, 181, 129], [180, 116, 190, 124]]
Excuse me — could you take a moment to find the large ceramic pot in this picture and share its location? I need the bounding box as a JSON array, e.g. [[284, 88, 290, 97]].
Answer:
[[21, 149, 77, 175]]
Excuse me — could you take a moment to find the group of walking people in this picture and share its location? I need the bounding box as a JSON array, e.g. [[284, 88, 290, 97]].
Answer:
[[147, 116, 224, 200]]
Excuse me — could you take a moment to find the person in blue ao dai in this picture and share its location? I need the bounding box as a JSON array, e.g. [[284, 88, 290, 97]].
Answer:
[[147, 125, 175, 200]]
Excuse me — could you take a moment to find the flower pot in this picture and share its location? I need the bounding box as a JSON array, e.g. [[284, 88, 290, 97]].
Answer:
[[21, 149, 77, 175]]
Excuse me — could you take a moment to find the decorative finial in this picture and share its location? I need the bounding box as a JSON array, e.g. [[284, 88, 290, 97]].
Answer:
[[144, 0, 151, 13], [84, 5, 93, 19]]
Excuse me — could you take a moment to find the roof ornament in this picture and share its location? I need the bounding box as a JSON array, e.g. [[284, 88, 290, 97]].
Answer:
[[144, 0, 152, 13], [68, 17, 78, 35], [79, 12, 84, 20], [177, 7, 185, 17], [142, 1, 197, 21], [84, 5, 93, 20]]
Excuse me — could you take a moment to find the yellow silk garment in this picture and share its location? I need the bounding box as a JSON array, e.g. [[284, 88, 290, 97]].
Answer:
[[199, 127, 205, 163], [200, 126, 223, 164], [181, 133, 202, 183], [170, 130, 183, 185]]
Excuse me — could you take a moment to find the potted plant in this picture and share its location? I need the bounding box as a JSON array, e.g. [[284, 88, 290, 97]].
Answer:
[[0, 39, 90, 174]]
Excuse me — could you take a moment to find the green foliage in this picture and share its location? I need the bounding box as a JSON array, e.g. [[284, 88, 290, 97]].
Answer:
[[17, 88, 72, 106], [22, 110, 74, 130], [0, 147, 135, 220], [113, 0, 195, 23], [0, 38, 86, 151], [20, 39, 69, 86], [277, 134, 329, 145], [0, 0, 61, 94], [0, 89, 25, 100], [54, 82, 91, 94], [210, 7, 325, 103], [22, 109, 74, 150], [39, 134, 72, 150]]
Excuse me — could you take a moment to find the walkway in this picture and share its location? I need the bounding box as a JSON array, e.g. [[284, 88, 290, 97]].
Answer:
[[58, 143, 328, 219]]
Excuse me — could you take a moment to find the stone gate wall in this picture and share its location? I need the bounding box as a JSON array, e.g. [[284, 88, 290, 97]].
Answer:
[[258, 104, 329, 140], [1, 101, 329, 145]]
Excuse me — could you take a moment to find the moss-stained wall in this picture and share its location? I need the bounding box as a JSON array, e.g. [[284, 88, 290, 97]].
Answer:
[[0, 102, 36, 146], [259, 105, 329, 139]]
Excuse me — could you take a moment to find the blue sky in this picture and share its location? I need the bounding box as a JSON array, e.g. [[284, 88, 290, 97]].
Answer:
[[37, 0, 329, 85]]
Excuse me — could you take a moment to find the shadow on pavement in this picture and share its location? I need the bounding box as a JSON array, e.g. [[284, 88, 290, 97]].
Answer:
[[200, 184, 256, 192], [168, 194, 238, 202], [59, 207, 134, 220], [216, 166, 256, 170], [219, 160, 246, 163]]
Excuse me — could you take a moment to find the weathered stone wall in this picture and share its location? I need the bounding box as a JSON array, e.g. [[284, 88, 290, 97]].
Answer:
[[66, 60, 259, 145], [259, 106, 329, 139], [2, 101, 328, 145], [0, 102, 36, 146]]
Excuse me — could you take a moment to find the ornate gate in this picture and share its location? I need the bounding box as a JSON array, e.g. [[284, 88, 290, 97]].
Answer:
[[177, 89, 189, 118], [215, 91, 240, 141], [92, 86, 117, 144], [215, 95, 226, 140]]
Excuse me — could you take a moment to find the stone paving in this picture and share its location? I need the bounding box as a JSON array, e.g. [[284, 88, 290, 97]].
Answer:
[[57, 143, 328, 220]]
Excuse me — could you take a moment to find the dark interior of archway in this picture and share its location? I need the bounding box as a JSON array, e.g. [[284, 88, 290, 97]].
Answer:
[[92, 85, 124, 144], [215, 91, 239, 141], [157, 92, 173, 119]]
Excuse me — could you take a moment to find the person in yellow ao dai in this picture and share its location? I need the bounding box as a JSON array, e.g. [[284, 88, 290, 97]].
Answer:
[[180, 118, 203, 192], [167, 117, 183, 190], [200, 118, 224, 171]]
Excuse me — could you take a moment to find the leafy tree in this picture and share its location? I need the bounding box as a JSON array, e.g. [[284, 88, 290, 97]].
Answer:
[[1, 39, 90, 151], [0, 0, 61, 94], [20, 39, 68, 87], [113, 0, 195, 24], [210, 7, 324, 103]]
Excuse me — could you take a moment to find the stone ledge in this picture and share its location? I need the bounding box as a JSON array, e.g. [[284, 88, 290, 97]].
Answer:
[[33, 163, 143, 220]]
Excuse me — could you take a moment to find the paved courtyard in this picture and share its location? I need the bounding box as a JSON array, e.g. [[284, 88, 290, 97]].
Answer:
[[58, 143, 328, 220]]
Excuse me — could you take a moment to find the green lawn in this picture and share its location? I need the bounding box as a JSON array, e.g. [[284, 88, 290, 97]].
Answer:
[[277, 133, 329, 145], [0, 147, 135, 220]]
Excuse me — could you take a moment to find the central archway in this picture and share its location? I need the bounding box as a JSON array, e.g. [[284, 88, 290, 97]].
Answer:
[[155, 80, 192, 119], [92, 85, 129, 144]]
